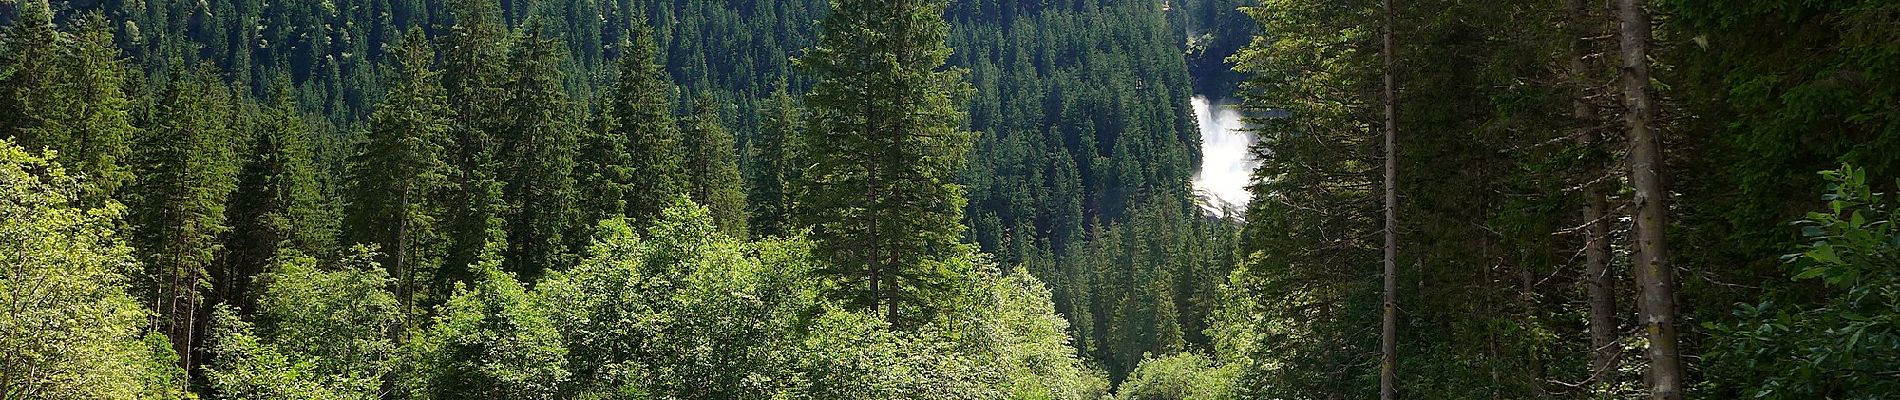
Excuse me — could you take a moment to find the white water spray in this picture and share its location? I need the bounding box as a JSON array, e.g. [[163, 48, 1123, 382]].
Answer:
[[1190, 96, 1256, 211]]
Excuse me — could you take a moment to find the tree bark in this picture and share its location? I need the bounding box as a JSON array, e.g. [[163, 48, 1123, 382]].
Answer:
[[1616, 0, 1683, 398], [1568, 0, 1620, 396], [1380, 0, 1400, 398]]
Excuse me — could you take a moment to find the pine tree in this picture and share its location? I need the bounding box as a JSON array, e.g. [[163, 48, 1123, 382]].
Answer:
[[794, 0, 976, 326], [222, 80, 338, 315], [440, 0, 514, 285], [497, 23, 583, 281], [345, 30, 453, 323], [613, 20, 689, 225], [129, 65, 243, 376], [746, 84, 798, 238], [52, 14, 139, 204], [0, 0, 64, 153], [682, 94, 749, 238]]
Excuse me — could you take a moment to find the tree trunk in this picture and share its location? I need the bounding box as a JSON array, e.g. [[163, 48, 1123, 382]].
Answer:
[[1569, 0, 1620, 395], [1380, 0, 1400, 398], [1616, 0, 1683, 398]]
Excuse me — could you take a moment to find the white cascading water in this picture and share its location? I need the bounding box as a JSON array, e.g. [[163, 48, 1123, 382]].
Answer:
[[1190, 95, 1256, 215]]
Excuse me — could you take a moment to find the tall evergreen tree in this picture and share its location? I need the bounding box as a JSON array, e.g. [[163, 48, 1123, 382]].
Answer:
[[1618, 0, 1684, 397], [612, 20, 689, 225], [0, 0, 64, 153], [345, 30, 453, 324], [746, 85, 798, 238], [221, 80, 338, 315], [440, 0, 514, 285], [129, 65, 243, 376], [497, 23, 583, 281], [682, 94, 748, 238], [794, 0, 976, 326], [49, 14, 139, 204]]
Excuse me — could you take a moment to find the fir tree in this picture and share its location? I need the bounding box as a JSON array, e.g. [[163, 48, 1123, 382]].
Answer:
[[682, 94, 748, 238], [745, 85, 798, 238], [51, 14, 139, 204], [345, 30, 453, 322], [794, 0, 976, 326], [0, 0, 63, 152], [497, 23, 582, 281], [128, 65, 243, 375], [222, 80, 338, 315], [440, 0, 514, 285], [612, 20, 689, 225]]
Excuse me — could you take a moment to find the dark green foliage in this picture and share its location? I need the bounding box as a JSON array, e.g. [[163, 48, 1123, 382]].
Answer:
[[129, 65, 244, 373], [345, 30, 454, 321], [611, 20, 689, 226], [496, 23, 583, 281], [1702, 166, 1900, 398], [221, 83, 339, 315], [745, 85, 799, 238], [682, 94, 748, 237], [439, 0, 515, 286], [0, 10, 138, 205], [795, 0, 977, 327]]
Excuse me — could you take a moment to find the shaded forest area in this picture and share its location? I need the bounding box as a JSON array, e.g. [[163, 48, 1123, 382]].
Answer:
[[4, 0, 1899, 398]]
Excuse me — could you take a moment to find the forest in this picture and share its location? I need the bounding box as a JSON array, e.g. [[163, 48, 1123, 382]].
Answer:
[[0, 0, 1894, 398]]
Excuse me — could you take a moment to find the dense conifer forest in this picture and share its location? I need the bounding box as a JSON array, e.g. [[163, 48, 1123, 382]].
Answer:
[[1, 0, 1896, 398]]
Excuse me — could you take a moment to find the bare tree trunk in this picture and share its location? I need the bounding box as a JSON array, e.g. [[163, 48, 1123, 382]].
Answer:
[[1380, 0, 1400, 398], [1616, 0, 1682, 398], [1569, 0, 1621, 396]]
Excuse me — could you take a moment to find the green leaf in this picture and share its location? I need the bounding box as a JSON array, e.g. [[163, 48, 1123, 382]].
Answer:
[[1791, 267, 1828, 281], [1807, 244, 1842, 265]]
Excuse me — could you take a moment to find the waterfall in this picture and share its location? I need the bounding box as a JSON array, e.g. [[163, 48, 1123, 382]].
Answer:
[[1190, 95, 1256, 214]]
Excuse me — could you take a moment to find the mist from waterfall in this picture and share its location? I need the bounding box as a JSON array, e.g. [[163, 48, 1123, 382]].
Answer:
[[1190, 96, 1256, 210]]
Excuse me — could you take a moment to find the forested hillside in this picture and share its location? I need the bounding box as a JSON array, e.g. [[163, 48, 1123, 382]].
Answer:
[[7, 0, 1897, 398], [0, 0, 1246, 397]]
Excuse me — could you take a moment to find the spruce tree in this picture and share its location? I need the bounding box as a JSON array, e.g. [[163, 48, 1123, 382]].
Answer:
[[682, 94, 749, 237], [128, 65, 243, 375], [222, 80, 338, 315], [51, 14, 139, 204], [440, 0, 513, 285], [612, 20, 689, 225], [745, 85, 798, 238], [0, 0, 75, 166], [794, 0, 976, 326], [344, 30, 453, 322], [498, 23, 582, 281]]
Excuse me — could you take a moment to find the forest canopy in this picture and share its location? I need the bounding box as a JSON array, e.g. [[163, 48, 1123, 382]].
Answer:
[[2, 0, 1897, 398]]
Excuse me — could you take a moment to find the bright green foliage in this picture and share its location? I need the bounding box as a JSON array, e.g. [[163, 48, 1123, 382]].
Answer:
[[397, 255, 569, 399], [223, 84, 339, 314], [957, 268, 1111, 400], [345, 30, 454, 319], [497, 23, 584, 281], [0, 139, 189, 399], [204, 248, 398, 399], [129, 65, 244, 371], [745, 85, 799, 238], [795, 0, 977, 326], [1115, 353, 1239, 400], [682, 95, 749, 237], [1703, 166, 1900, 398], [538, 202, 805, 398], [611, 21, 689, 226]]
